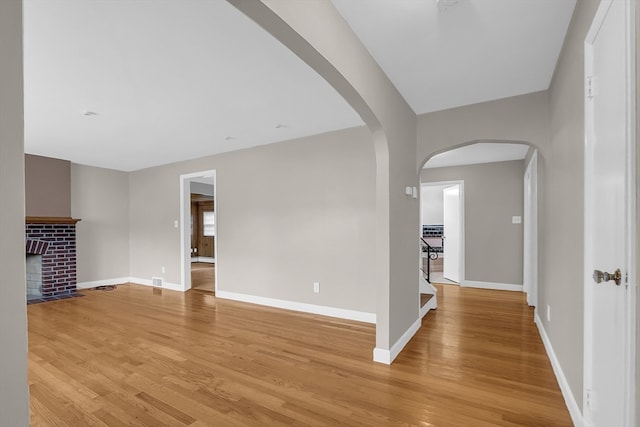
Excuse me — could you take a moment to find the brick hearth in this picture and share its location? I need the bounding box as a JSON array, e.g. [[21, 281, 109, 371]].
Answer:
[[25, 217, 80, 299]]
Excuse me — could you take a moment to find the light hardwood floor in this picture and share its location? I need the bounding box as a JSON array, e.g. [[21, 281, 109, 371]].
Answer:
[[28, 283, 572, 426], [191, 262, 214, 292]]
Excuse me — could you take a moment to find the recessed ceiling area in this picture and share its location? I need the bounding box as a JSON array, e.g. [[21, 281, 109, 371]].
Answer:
[[424, 142, 530, 169], [331, 0, 576, 114]]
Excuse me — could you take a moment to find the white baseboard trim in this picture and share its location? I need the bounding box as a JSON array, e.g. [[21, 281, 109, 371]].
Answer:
[[373, 317, 421, 365], [535, 313, 583, 427], [215, 290, 376, 324], [76, 277, 130, 290], [192, 257, 215, 263], [129, 277, 184, 292], [420, 296, 437, 318], [372, 347, 391, 364], [461, 280, 523, 292], [77, 277, 184, 292]]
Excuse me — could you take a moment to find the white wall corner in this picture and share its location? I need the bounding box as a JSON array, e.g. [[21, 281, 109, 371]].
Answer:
[[215, 290, 376, 324], [373, 317, 421, 365], [461, 280, 523, 292], [534, 313, 583, 427], [373, 347, 391, 364]]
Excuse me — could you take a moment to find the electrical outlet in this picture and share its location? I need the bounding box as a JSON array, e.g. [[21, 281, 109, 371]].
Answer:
[[546, 304, 551, 322], [586, 389, 596, 408], [161, 266, 166, 274], [313, 282, 320, 293]]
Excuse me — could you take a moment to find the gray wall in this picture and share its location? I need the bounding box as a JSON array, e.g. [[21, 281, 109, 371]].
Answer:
[[128, 126, 377, 313], [0, 0, 30, 424], [71, 164, 130, 284], [637, 3, 640, 424], [25, 154, 71, 217], [417, 91, 550, 165], [421, 160, 525, 285]]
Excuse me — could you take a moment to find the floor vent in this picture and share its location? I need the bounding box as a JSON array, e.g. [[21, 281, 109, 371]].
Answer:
[[152, 277, 163, 287]]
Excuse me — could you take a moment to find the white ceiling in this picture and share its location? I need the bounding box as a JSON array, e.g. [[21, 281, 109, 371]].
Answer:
[[23, 0, 576, 172], [424, 142, 530, 169], [332, 0, 576, 114], [190, 176, 215, 186], [23, 0, 363, 171]]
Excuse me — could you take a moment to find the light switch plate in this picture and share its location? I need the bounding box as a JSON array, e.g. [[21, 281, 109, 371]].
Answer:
[[512, 216, 522, 224]]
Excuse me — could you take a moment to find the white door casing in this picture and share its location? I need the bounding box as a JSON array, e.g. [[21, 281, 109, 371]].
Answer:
[[443, 184, 462, 283], [180, 170, 218, 293], [523, 151, 538, 308], [584, 0, 636, 426]]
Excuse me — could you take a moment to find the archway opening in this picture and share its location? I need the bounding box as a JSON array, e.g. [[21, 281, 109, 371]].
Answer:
[[418, 140, 539, 307]]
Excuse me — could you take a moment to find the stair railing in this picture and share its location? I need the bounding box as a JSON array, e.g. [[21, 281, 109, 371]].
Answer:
[[420, 237, 439, 283]]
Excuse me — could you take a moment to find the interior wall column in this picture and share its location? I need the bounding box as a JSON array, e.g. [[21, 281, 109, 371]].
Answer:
[[228, 0, 419, 361], [0, 0, 31, 424]]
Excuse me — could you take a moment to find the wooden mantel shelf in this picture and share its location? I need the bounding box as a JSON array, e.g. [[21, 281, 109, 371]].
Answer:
[[26, 216, 81, 224]]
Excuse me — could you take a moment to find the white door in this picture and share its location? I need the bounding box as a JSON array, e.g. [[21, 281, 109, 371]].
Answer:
[[443, 185, 461, 283], [584, 0, 635, 425]]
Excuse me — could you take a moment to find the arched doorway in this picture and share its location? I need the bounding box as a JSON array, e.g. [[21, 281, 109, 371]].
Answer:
[[418, 141, 539, 307]]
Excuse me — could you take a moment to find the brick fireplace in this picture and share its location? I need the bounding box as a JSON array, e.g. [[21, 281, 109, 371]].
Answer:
[[25, 217, 80, 301]]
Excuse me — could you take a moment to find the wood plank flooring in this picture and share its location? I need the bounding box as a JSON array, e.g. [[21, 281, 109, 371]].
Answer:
[[28, 283, 572, 426], [191, 262, 214, 292]]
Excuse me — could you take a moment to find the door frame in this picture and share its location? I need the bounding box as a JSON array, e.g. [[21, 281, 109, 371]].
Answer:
[[180, 170, 217, 293], [523, 150, 538, 308], [420, 180, 465, 284], [443, 184, 462, 283], [583, 0, 636, 424]]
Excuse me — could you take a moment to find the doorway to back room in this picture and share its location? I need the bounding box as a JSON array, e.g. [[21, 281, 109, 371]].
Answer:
[[190, 180, 215, 292], [420, 142, 534, 293], [180, 171, 217, 293], [420, 181, 463, 284]]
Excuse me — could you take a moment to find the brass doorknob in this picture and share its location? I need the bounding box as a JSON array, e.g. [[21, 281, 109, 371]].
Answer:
[[592, 268, 622, 286]]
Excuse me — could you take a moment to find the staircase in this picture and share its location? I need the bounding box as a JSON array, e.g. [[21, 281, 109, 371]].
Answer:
[[419, 237, 438, 318], [420, 271, 438, 318]]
